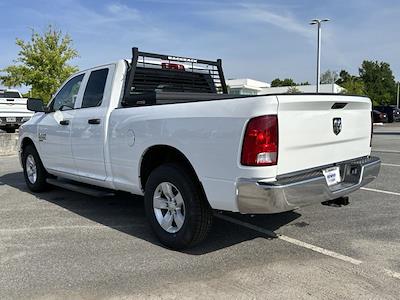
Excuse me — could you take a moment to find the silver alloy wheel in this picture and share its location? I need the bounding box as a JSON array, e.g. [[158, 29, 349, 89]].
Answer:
[[153, 182, 185, 233], [25, 154, 37, 184]]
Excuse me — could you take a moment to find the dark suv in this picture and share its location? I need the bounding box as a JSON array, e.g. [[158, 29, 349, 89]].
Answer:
[[374, 105, 400, 123]]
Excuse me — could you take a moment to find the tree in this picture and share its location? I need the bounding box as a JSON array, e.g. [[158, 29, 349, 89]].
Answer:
[[320, 70, 338, 84], [341, 78, 366, 96], [359, 60, 396, 105], [271, 78, 310, 87], [335, 69, 365, 96], [271, 78, 296, 87], [336, 70, 352, 85], [0, 26, 78, 102]]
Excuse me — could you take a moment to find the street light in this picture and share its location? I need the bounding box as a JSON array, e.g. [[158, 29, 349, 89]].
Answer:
[[310, 18, 330, 93]]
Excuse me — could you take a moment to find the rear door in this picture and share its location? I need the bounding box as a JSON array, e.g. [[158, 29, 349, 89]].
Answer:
[[276, 94, 372, 175], [71, 66, 113, 181]]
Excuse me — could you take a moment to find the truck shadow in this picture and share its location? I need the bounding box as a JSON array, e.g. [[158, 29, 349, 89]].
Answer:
[[0, 171, 301, 255]]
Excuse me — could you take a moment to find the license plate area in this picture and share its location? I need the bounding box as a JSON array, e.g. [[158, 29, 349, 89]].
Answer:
[[323, 166, 341, 186], [6, 117, 16, 123]]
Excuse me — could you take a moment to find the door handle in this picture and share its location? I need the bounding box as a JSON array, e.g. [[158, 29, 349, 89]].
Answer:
[[59, 120, 70, 125], [88, 118, 101, 125]]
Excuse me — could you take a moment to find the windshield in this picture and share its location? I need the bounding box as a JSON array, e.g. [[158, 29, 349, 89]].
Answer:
[[0, 90, 21, 98]]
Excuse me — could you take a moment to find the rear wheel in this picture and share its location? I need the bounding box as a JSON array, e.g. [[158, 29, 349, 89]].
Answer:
[[144, 163, 213, 250], [22, 145, 49, 192]]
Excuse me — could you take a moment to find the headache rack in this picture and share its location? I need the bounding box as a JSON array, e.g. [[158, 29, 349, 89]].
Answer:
[[121, 47, 228, 107]]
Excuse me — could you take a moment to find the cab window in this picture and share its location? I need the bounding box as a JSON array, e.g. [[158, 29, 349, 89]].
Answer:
[[52, 74, 84, 111], [81, 69, 109, 108]]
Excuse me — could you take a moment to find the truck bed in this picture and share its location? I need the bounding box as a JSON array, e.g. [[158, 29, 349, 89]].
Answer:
[[121, 91, 367, 107]]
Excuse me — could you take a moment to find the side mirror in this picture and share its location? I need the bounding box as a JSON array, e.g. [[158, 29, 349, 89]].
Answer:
[[27, 98, 49, 112]]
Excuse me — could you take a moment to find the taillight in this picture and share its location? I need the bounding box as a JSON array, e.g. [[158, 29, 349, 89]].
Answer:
[[241, 115, 278, 166]]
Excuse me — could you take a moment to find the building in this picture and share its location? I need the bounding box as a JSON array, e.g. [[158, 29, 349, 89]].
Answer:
[[226, 79, 270, 95], [261, 83, 345, 94], [226, 78, 345, 95]]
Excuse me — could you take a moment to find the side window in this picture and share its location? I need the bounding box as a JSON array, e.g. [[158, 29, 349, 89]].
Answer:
[[81, 69, 109, 108], [52, 74, 84, 111]]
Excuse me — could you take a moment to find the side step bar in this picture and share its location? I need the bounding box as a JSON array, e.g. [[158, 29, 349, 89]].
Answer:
[[46, 178, 115, 197]]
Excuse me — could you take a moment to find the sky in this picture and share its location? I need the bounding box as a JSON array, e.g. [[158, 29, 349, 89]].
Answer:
[[1, 0, 400, 91]]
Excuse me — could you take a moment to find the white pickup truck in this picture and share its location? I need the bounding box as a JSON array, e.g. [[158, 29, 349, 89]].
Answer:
[[19, 48, 380, 249], [0, 89, 33, 133]]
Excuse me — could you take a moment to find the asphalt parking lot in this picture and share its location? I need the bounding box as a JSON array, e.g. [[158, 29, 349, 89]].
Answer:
[[1, 125, 400, 299]]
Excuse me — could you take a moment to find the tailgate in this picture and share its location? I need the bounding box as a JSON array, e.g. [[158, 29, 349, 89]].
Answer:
[[0, 98, 31, 114], [276, 94, 372, 175]]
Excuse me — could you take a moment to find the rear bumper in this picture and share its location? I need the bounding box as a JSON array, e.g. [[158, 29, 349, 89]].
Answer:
[[0, 116, 31, 127], [236, 156, 381, 214]]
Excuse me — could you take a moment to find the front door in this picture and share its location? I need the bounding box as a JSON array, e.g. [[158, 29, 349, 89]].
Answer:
[[38, 73, 84, 174]]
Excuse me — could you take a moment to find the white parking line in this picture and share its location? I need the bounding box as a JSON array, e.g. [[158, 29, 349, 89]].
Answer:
[[278, 235, 363, 265], [381, 163, 400, 167], [361, 187, 400, 196], [385, 269, 400, 280], [216, 214, 400, 280], [215, 214, 362, 265]]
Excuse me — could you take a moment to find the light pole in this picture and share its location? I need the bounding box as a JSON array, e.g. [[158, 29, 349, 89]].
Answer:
[[310, 19, 330, 93], [397, 82, 399, 108]]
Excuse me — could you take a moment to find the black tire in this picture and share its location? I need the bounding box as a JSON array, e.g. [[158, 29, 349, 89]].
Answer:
[[5, 128, 15, 133], [144, 163, 213, 250], [22, 144, 49, 192]]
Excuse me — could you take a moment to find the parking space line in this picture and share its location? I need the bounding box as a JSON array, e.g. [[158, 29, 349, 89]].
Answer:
[[361, 187, 400, 196], [215, 214, 362, 265], [278, 235, 363, 265], [381, 163, 400, 167], [216, 214, 400, 281], [385, 269, 400, 280]]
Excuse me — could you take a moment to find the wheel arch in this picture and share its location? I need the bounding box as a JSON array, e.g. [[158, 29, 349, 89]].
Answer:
[[20, 136, 36, 152], [139, 145, 209, 205], [20, 137, 37, 163], [19, 137, 45, 171]]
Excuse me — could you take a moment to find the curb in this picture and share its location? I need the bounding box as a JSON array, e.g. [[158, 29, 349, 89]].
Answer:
[[0, 133, 19, 156]]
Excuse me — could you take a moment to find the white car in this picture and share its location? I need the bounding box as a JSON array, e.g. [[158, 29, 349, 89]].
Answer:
[[0, 89, 33, 133], [19, 48, 381, 249]]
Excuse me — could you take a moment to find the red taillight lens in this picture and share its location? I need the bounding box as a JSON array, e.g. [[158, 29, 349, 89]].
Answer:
[[241, 115, 278, 166], [161, 63, 185, 70]]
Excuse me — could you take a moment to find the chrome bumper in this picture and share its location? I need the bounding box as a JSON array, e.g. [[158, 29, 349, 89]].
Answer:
[[236, 156, 381, 214]]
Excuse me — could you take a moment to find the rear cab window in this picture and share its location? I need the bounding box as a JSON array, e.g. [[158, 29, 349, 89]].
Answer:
[[0, 90, 21, 98], [81, 68, 109, 108]]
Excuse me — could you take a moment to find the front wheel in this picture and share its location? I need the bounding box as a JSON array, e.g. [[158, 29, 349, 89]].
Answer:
[[144, 163, 213, 250], [22, 145, 49, 192]]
